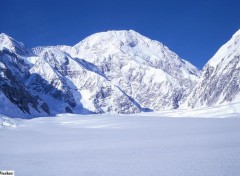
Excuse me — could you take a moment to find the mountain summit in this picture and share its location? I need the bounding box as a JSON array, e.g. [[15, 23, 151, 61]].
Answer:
[[0, 33, 32, 56], [61, 30, 200, 110]]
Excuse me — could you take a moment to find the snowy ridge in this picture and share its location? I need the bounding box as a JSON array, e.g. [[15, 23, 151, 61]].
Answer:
[[32, 45, 71, 56], [27, 48, 140, 114], [208, 29, 240, 68], [185, 29, 240, 108], [61, 30, 200, 110], [0, 33, 32, 56], [1, 29, 240, 118]]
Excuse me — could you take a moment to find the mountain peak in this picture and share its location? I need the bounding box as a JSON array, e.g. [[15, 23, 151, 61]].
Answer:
[[74, 29, 155, 48], [0, 33, 15, 47], [95, 29, 139, 35], [104, 29, 141, 36], [0, 33, 32, 56], [0, 33, 11, 39]]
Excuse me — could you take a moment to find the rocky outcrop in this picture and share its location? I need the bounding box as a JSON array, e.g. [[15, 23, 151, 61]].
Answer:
[[0, 49, 50, 117]]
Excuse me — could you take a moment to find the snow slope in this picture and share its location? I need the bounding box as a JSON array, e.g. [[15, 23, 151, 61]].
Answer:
[[0, 33, 32, 56], [152, 102, 240, 118], [63, 30, 200, 109], [27, 48, 140, 114], [185, 29, 240, 108], [1, 29, 240, 117], [1, 113, 240, 176], [0, 91, 29, 118], [32, 30, 200, 111], [0, 49, 50, 117], [0, 31, 200, 118]]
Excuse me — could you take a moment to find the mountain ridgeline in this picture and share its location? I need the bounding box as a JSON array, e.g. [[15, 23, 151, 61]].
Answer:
[[0, 29, 239, 118]]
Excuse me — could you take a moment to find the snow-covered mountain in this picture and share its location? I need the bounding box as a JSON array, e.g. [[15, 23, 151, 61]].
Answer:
[[0, 34, 50, 118], [27, 48, 140, 114], [60, 30, 200, 110], [1, 30, 201, 117], [0, 33, 32, 56], [185, 29, 240, 108]]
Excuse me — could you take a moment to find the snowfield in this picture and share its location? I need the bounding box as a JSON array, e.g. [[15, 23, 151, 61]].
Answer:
[[1, 107, 240, 176]]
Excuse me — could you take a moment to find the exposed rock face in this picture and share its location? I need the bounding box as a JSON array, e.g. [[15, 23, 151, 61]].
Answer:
[[185, 29, 240, 108], [0, 30, 201, 118], [27, 49, 140, 114], [61, 30, 200, 110], [0, 49, 50, 117]]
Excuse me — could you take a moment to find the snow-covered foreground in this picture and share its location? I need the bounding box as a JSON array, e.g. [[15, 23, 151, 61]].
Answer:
[[1, 112, 240, 176]]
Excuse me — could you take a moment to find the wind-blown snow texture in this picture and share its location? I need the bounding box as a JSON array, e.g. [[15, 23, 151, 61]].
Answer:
[[1, 112, 240, 176], [0, 30, 201, 118]]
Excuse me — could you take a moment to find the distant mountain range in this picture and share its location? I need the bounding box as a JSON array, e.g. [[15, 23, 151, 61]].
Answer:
[[0, 29, 239, 118]]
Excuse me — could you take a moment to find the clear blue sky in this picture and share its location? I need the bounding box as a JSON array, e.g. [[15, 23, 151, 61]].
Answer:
[[0, 0, 239, 69]]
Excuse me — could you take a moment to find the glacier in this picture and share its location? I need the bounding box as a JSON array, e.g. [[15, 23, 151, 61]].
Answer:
[[1, 112, 240, 176]]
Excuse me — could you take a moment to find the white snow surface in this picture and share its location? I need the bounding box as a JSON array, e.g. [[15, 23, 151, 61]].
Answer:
[[184, 29, 240, 108], [0, 33, 32, 56], [1, 108, 240, 176], [157, 102, 240, 118]]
